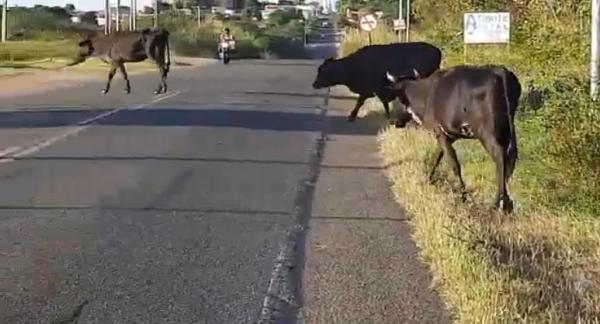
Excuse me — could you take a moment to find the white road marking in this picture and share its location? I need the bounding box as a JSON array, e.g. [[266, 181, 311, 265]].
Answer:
[[0, 146, 23, 159], [1, 91, 182, 162], [258, 246, 287, 322]]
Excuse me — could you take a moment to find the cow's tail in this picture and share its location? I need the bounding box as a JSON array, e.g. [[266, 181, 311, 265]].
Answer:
[[165, 32, 171, 74], [65, 56, 86, 67], [498, 69, 518, 181]]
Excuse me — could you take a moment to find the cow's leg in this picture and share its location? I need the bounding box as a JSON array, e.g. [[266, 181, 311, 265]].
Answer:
[[348, 94, 368, 122], [152, 64, 167, 94], [149, 47, 168, 94], [429, 145, 444, 184], [102, 63, 118, 95], [381, 100, 391, 119], [487, 141, 512, 213], [438, 136, 465, 191], [160, 65, 168, 93], [118, 63, 131, 94], [376, 96, 391, 120]]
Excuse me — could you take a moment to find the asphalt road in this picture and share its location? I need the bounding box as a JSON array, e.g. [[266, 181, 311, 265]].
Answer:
[[0, 27, 449, 323], [0, 57, 330, 323]]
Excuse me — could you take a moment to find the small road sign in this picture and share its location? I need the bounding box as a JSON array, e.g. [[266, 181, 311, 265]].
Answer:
[[359, 14, 378, 32], [393, 18, 406, 31]]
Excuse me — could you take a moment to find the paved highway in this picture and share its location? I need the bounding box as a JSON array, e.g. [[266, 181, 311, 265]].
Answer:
[[0, 58, 329, 323], [0, 27, 448, 323]]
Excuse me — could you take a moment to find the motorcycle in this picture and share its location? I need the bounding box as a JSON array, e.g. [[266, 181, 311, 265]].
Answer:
[[218, 39, 235, 65]]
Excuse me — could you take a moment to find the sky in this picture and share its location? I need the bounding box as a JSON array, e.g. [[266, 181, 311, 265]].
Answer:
[[9, 0, 337, 12], [10, 0, 106, 11]]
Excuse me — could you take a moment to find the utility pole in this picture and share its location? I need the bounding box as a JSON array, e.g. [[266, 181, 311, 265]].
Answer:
[[129, 0, 137, 30], [2, 0, 7, 43], [129, 0, 134, 30], [116, 0, 121, 32], [197, 6, 201, 27], [592, 0, 599, 99], [104, 0, 110, 35], [153, 0, 158, 28], [397, 0, 403, 42], [405, 0, 410, 42]]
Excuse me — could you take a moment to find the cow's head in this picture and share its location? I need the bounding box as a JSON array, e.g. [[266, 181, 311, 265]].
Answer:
[[312, 57, 337, 89], [68, 35, 94, 65], [67, 36, 94, 66], [386, 69, 421, 128], [77, 37, 94, 58]]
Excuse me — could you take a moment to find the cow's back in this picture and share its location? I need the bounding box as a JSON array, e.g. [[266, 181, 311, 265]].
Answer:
[[343, 42, 442, 97], [349, 42, 441, 75]]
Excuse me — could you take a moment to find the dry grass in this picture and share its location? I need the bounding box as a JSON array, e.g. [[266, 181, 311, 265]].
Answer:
[[378, 124, 600, 323], [337, 27, 600, 323], [339, 26, 399, 57]]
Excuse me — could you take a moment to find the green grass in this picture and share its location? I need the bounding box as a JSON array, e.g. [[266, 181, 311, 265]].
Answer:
[[340, 25, 600, 323], [0, 40, 77, 62]]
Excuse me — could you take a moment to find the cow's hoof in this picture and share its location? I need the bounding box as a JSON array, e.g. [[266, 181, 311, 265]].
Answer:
[[394, 120, 406, 128], [495, 196, 514, 214], [101, 89, 108, 95], [347, 115, 357, 122], [124, 89, 131, 94], [153, 90, 161, 95]]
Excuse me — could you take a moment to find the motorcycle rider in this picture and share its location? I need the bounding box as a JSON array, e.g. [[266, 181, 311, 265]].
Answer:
[[218, 28, 236, 53]]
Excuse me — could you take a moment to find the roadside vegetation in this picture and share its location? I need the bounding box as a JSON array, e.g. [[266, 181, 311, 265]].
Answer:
[[162, 10, 316, 59], [0, 3, 318, 74], [340, 0, 600, 322]]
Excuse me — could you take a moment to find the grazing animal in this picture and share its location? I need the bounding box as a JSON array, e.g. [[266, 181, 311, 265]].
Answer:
[[311, 42, 442, 122], [386, 65, 522, 213], [68, 28, 171, 95]]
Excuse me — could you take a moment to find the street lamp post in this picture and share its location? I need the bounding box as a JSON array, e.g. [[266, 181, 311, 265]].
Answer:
[[397, 0, 403, 42], [2, 0, 7, 43], [153, 0, 158, 28]]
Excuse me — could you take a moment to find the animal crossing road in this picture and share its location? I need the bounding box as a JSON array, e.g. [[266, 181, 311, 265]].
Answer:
[[0, 28, 448, 323], [0, 59, 329, 323]]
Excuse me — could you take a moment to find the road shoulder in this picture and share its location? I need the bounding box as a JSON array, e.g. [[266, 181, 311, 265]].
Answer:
[[0, 56, 213, 99], [302, 87, 450, 323]]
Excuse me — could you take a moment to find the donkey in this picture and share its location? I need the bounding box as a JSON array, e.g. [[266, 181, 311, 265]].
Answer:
[[386, 65, 522, 213], [68, 28, 171, 95]]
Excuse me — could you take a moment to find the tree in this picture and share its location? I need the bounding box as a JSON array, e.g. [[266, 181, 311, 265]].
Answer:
[[174, 0, 185, 9], [244, 0, 260, 18], [80, 11, 98, 25], [158, 2, 173, 11], [65, 3, 76, 15], [46, 6, 71, 19]]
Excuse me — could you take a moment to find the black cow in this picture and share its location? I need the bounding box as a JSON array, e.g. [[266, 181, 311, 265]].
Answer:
[[386, 65, 522, 213], [312, 42, 442, 122], [68, 28, 171, 95]]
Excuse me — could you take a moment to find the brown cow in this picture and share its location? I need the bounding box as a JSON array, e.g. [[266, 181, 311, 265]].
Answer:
[[68, 28, 171, 95], [386, 65, 522, 213]]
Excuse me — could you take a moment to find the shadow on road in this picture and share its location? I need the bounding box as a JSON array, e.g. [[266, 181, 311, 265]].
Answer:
[[0, 108, 386, 136]]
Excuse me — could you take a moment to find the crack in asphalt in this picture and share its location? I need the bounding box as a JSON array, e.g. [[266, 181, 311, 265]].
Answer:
[[54, 299, 89, 324]]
